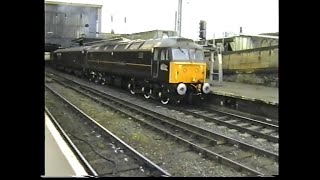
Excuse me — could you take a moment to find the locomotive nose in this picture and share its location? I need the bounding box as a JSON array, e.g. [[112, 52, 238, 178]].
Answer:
[[169, 62, 207, 84]]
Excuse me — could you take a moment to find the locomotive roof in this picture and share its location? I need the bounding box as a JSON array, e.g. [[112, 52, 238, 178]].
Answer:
[[86, 37, 203, 52], [54, 46, 91, 53]]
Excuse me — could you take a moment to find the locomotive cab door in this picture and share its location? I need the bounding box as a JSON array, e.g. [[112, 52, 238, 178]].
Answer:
[[152, 48, 160, 78]]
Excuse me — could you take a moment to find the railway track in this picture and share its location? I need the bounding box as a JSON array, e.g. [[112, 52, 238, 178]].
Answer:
[[45, 107, 98, 177], [46, 72, 278, 176], [45, 85, 171, 177], [169, 105, 278, 143]]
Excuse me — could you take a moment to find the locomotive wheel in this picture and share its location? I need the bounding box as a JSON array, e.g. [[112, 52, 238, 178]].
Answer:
[[158, 90, 170, 105], [105, 76, 112, 85], [101, 77, 106, 85], [128, 82, 135, 95], [88, 75, 94, 82], [142, 87, 151, 99], [94, 77, 100, 84]]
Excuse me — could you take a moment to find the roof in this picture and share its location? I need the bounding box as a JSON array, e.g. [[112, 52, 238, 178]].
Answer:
[[85, 37, 202, 52], [45, 0, 103, 8], [154, 37, 202, 49], [239, 34, 278, 39], [199, 33, 279, 45], [70, 30, 179, 47], [259, 32, 279, 36], [45, 43, 62, 52], [54, 46, 90, 53]]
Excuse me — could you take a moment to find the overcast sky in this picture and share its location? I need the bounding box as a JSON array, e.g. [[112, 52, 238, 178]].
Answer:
[[47, 0, 279, 39]]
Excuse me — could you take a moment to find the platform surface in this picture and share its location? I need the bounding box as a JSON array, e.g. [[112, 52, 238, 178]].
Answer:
[[208, 79, 278, 105], [44, 113, 88, 177]]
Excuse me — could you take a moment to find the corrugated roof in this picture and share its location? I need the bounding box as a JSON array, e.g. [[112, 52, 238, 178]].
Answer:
[[45, 0, 103, 8]]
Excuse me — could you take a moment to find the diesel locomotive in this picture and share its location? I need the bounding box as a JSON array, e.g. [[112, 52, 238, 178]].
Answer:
[[53, 36, 211, 104]]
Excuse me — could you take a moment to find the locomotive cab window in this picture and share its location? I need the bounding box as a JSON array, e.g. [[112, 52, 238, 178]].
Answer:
[[190, 49, 204, 61], [172, 48, 189, 60], [153, 48, 159, 60], [160, 49, 169, 61]]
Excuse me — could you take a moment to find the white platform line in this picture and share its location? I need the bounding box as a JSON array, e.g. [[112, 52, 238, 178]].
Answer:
[[45, 113, 89, 177]]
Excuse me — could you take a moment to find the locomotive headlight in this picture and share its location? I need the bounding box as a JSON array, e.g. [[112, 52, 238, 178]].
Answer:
[[202, 83, 211, 94], [177, 83, 187, 95]]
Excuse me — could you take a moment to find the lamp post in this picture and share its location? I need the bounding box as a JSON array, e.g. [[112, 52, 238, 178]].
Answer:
[[177, 0, 182, 36]]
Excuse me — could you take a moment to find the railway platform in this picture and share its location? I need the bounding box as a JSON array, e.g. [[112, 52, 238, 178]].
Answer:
[[208, 80, 278, 105], [207, 80, 278, 119], [44, 113, 88, 177]]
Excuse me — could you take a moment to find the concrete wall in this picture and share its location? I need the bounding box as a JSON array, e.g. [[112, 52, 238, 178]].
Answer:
[[220, 46, 278, 72], [45, 2, 101, 47], [207, 46, 278, 87], [222, 72, 278, 87]]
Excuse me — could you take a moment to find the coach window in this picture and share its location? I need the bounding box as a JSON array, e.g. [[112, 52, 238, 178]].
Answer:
[[88, 53, 94, 59], [138, 52, 143, 59], [137, 52, 144, 63], [57, 53, 61, 60]]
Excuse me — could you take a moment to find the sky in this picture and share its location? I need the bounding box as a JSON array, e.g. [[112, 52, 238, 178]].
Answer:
[[46, 0, 279, 39]]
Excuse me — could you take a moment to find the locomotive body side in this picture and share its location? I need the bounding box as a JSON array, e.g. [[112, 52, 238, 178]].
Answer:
[[52, 37, 211, 104], [86, 44, 152, 80], [53, 46, 89, 76]]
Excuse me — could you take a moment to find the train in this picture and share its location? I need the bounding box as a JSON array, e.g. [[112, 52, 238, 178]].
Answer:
[[45, 43, 62, 66], [52, 36, 211, 104]]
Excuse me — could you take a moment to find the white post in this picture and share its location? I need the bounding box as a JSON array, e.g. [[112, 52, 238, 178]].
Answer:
[[210, 33, 215, 81], [215, 32, 224, 85], [177, 0, 182, 36], [218, 48, 223, 85], [210, 50, 214, 81], [174, 11, 177, 32], [96, 19, 99, 38]]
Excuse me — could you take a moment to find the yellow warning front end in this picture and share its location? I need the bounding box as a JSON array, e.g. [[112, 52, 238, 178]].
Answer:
[[169, 62, 207, 84]]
